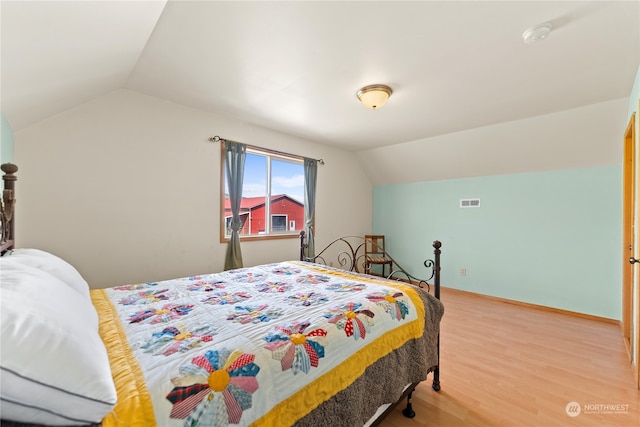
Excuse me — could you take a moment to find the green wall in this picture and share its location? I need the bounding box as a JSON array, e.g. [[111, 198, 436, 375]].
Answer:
[[1, 113, 14, 164], [373, 165, 622, 319]]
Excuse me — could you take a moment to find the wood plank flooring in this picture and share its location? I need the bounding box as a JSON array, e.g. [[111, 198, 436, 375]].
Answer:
[[379, 287, 640, 427]]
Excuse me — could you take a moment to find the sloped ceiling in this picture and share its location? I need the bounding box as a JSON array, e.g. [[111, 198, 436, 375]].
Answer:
[[1, 1, 168, 132], [2, 1, 638, 151]]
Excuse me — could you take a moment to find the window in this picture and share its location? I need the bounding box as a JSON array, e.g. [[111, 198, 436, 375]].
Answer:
[[221, 145, 306, 241], [271, 215, 288, 232]]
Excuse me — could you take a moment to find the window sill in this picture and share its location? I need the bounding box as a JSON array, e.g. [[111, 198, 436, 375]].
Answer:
[[219, 233, 301, 244]]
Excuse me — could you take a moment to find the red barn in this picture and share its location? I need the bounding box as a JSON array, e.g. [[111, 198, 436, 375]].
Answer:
[[223, 194, 304, 235]]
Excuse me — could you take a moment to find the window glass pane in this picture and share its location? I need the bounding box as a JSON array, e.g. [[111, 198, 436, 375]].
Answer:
[[224, 152, 267, 237], [242, 153, 267, 235], [270, 159, 304, 234]]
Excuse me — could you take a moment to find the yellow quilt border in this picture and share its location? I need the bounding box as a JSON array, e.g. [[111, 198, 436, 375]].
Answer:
[[91, 289, 157, 427]]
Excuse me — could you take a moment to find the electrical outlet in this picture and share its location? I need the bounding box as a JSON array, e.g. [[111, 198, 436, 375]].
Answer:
[[460, 268, 467, 276]]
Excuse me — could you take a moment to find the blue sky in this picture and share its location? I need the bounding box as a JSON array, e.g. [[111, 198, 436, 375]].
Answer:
[[238, 153, 305, 203]]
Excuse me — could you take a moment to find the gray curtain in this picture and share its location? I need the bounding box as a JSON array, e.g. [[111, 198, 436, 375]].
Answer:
[[303, 158, 318, 258], [224, 141, 246, 270]]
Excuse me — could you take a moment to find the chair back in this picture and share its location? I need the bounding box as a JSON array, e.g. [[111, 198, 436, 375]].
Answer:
[[364, 235, 387, 257]]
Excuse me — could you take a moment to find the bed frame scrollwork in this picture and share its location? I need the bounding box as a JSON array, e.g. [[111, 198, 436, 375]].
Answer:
[[298, 230, 442, 422], [299, 231, 440, 293]]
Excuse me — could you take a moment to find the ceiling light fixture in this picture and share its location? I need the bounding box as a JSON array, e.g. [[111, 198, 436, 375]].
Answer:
[[522, 22, 552, 44], [356, 84, 393, 109]]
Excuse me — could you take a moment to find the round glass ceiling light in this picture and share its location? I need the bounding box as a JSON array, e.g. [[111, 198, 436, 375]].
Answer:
[[356, 84, 393, 109]]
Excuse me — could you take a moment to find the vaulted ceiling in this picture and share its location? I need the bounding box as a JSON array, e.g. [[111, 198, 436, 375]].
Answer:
[[2, 1, 638, 151]]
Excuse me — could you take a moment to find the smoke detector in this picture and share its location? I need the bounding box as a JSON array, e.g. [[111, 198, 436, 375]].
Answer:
[[522, 23, 552, 44]]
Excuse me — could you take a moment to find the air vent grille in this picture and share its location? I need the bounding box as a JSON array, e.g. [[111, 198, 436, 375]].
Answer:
[[460, 198, 481, 208]]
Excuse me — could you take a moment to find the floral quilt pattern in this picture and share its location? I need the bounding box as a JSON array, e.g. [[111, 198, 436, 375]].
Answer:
[[226, 304, 284, 324], [118, 288, 172, 305], [264, 321, 327, 374], [141, 324, 217, 356], [166, 348, 260, 425], [104, 261, 420, 426], [324, 302, 375, 340], [367, 291, 410, 321]]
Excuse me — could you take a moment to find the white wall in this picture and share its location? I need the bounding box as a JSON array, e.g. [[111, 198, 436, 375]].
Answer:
[[14, 89, 372, 287], [357, 98, 627, 186]]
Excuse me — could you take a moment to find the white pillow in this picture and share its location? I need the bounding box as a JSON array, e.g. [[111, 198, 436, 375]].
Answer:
[[3, 248, 90, 300], [0, 262, 116, 425]]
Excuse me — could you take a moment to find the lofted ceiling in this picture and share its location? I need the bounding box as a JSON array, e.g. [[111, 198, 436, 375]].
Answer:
[[1, 1, 639, 152]]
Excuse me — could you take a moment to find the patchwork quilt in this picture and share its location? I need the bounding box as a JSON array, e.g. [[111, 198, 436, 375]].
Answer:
[[91, 261, 442, 427]]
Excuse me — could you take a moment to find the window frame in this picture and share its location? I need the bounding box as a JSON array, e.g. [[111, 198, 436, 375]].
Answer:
[[219, 142, 310, 243]]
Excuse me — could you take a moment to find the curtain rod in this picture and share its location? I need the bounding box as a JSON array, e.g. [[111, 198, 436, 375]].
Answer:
[[209, 135, 325, 165]]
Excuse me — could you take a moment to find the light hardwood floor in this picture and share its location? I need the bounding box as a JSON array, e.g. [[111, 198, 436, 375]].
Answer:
[[380, 287, 640, 427]]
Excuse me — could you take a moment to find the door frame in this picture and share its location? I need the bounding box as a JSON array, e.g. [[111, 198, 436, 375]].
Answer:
[[623, 112, 635, 358], [623, 110, 639, 389]]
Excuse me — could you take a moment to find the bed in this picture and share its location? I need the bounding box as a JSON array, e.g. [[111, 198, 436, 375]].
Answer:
[[0, 162, 444, 427]]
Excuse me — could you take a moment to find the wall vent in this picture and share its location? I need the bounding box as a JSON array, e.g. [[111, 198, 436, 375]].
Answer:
[[460, 198, 481, 208]]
